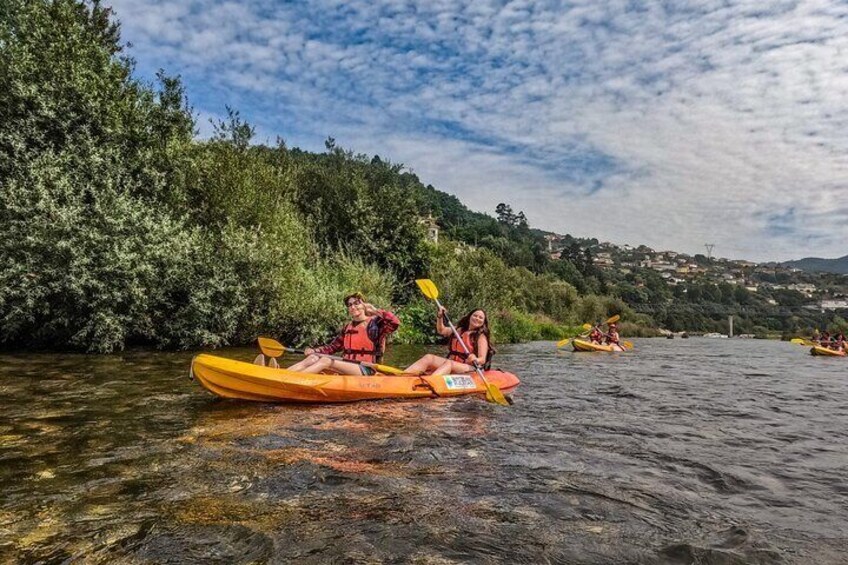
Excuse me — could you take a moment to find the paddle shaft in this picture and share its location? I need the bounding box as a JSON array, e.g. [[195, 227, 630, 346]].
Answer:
[[434, 298, 494, 388]]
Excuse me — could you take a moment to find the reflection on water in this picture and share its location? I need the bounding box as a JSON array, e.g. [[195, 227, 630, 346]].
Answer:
[[1, 340, 847, 563]]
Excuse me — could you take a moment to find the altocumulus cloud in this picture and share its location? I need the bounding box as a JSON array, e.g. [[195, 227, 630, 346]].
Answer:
[[109, 0, 848, 261]]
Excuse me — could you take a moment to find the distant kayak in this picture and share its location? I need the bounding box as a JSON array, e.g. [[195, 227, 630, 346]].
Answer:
[[810, 346, 846, 357], [572, 339, 625, 353], [190, 353, 520, 403]]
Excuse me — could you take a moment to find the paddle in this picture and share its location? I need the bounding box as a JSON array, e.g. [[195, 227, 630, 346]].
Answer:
[[415, 279, 510, 406], [257, 337, 406, 375]]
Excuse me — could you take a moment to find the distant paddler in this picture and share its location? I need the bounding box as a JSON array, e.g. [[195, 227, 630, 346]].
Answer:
[[588, 325, 604, 344], [604, 321, 625, 351]]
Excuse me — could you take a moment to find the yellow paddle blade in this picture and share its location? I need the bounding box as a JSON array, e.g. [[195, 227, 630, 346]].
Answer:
[[484, 382, 510, 406], [582, 323, 593, 331], [605, 314, 620, 325], [790, 338, 815, 347], [415, 278, 439, 301], [622, 341, 634, 349], [257, 337, 286, 358]]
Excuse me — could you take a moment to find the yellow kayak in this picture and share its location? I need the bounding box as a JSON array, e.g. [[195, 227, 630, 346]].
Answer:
[[810, 345, 846, 357], [572, 339, 625, 352], [190, 354, 521, 403]]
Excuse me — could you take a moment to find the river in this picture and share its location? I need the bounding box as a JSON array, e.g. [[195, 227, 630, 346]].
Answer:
[[1, 338, 846, 563]]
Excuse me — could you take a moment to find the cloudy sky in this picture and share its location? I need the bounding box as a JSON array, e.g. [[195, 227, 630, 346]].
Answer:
[[109, 0, 848, 261]]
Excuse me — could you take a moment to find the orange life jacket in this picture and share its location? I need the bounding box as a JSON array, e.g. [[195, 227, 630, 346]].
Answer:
[[342, 319, 381, 362], [447, 330, 494, 369]]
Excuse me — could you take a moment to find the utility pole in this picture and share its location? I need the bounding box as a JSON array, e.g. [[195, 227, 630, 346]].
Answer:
[[705, 243, 715, 260]]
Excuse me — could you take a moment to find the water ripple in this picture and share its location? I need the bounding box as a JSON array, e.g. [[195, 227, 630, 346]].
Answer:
[[1, 340, 847, 562]]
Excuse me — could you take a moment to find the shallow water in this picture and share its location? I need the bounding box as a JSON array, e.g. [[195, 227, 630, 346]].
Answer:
[[1, 339, 847, 563]]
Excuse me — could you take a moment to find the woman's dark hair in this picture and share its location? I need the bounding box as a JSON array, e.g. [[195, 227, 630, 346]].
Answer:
[[456, 309, 493, 344], [343, 292, 365, 306], [454, 309, 496, 367]]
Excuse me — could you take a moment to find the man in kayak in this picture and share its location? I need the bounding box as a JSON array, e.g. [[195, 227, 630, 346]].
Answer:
[[287, 293, 400, 375], [604, 322, 623, 351], [833, 332, 846, 352], [404, 307, 494, 376]]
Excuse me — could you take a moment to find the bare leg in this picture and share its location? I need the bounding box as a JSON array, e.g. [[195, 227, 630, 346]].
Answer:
[[292, 356, 335, 374], [294, 357, 365, 376], [288, 354, 323, 372], [430, 360, 473, 377], [326, 359, 368, 376], [404, 354, 450, 375], [253, 354, 266, 366]]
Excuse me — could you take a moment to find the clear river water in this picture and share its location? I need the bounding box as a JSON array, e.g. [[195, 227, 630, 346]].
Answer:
[[1, 338, 847, 564]]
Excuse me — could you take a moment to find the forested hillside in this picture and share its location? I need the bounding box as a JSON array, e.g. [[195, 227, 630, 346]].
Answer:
[[1, 0, 647, 352], [3, 1, 839, 353]]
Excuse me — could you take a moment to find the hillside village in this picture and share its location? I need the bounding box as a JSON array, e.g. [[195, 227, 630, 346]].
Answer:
[[541, 234, 848, 312]]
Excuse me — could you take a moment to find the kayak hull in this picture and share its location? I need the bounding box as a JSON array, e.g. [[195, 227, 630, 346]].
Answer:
[[190, 354, 520, 403], [810, 346, 846, 357], [572, 339, 624, 352]]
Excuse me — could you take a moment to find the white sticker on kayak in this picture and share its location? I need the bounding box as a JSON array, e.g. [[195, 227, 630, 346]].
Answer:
[[443, 375, 477, 390]]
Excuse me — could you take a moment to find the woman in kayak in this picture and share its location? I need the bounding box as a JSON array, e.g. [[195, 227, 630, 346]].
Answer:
[[588, 326, 604, 344], [405, 307, 494, 376], [287, 293, 400, 375]]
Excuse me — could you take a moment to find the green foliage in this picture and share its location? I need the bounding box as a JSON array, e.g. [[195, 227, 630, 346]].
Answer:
[[490, 310, 577, 343], [289, 145, 429, 287], [827, 316, 848, 335], [393, 300, 440, 345], [0, 0, 662, 352]]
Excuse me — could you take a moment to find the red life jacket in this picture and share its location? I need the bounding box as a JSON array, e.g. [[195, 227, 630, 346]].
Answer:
[[342, 319, 381, 362], [447, 330, 494, 369], [606, 331, 620, 345]]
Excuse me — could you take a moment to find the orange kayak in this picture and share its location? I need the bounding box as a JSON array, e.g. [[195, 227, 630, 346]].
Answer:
[[810, 345, 846, 357], [572, 339, 624, 352], [190, 353, 520, 403]]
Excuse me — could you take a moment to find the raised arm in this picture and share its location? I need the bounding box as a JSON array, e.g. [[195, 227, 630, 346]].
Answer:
[[435, 306, 452, 338], [468, 333, 488, 366]]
